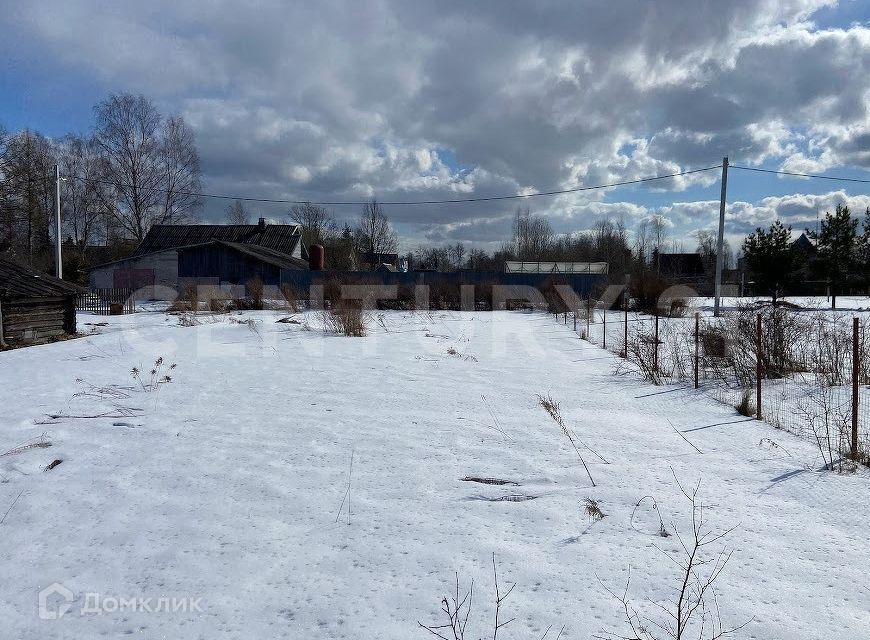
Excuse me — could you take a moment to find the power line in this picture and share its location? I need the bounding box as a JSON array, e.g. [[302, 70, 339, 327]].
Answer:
[[730, 164, 870, 184], [61, 165, 722, 207]]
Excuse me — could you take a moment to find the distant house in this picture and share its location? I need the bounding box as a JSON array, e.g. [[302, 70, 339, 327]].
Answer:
[[89, 219, 308, 292], [0, 256, 82, 346], [654, 251, 707, 282], [176, 241, 308, 287], [358, 250, 398, 271]]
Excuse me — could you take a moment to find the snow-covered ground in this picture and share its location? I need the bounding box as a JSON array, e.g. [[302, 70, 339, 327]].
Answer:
[[1, 309, 868, 638]]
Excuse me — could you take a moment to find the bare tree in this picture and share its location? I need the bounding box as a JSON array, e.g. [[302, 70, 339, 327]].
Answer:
[[290, 202, 335, 247], [159, 115, 201, 224], [512, 206, 553, 260], [58, 133, 107, 256], [94, 93, 201, 240], [357, 198, 397, 268], [225, 200, 251, 225]]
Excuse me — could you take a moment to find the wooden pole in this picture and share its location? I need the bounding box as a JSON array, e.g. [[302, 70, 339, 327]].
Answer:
[[694, 312, 699, 389], [852, 317, 859, 459], [654, 311, 659, 372], [756, 313, 763, 420]]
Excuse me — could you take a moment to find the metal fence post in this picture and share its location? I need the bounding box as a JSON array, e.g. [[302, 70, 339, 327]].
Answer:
[[756, 313, 763, 420], [586, 301, 590, 341], [573, 311, 577, 332], [653, 311, 659, 372], [623, 300, 628, 359], [852, 317, 859, 459], [694, 312, 699, 389], [603, 304, 606, 350]]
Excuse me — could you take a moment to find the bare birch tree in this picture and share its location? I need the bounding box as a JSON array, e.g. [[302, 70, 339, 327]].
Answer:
[[357, 198, 397, 268], [290, 201, 335, 246], [225, 200, 251, 224]]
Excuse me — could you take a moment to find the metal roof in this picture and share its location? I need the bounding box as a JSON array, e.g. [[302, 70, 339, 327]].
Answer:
[[133, 224, 304, 258], [0, 256, 84, 299], [183, 241, 309, 270]]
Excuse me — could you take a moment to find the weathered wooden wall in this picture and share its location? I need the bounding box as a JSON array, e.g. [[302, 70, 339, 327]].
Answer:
[[1, 296, 76, 345]]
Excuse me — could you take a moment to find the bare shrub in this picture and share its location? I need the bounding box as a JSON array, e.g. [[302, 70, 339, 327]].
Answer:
[[246, 277, 264, 310], [280, 283, 304, 312], [621, 324, 663, 385], [322, 302, 367, 337], [600, 478, 748, 640], [735, 390, 754, 417], [418, 555, 558, 640], [797, 381, 851, 471]]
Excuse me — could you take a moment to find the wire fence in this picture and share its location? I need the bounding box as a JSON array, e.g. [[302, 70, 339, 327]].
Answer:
[[561, 303, 870, 467]]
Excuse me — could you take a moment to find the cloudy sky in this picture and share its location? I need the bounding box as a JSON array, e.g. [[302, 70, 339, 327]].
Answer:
[[2, 0, 870, 251]]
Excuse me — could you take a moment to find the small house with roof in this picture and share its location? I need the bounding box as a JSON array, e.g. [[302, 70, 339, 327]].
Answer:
[[0, 256, 83, 346]]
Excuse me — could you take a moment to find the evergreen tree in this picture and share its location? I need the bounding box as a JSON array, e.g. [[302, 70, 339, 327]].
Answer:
[[742, 219, 796, 304], [807, 204, 860, 309]]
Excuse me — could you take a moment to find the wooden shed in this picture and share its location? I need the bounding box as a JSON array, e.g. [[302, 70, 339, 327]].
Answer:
[[0, 256, 81, 347]]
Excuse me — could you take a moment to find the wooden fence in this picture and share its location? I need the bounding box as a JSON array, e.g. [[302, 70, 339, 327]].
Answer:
[[76, 288, 135, 315]]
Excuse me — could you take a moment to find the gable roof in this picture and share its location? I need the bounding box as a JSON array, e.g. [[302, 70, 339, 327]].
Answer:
[[179, 241, 309, 270], [133, 224, 305, 258], [0, 256, 84, 299]]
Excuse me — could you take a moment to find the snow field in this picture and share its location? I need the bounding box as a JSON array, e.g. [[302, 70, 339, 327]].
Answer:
[[0, 309, 867, 638]]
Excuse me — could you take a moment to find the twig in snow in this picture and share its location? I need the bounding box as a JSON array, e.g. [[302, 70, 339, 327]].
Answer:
[[335, 449, 355, 524], [0, 490, 24, 525], [536, 393, 596, 487], [667, 420, 702, 455]]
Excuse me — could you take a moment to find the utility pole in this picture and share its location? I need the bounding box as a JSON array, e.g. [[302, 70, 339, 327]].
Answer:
[[713, 156, 728, 317], [55, 164, 63, 280]]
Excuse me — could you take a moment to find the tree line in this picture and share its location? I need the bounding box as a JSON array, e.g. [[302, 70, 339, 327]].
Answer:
[[0, 93, 202, 272], [742, 204, 870, 308]]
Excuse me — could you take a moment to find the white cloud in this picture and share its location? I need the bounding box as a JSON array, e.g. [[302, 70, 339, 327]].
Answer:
[[2, 0, 869, 246]]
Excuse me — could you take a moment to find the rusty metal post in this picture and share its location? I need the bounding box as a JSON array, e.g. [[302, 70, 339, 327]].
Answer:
[[623, 299, 628, 358], [852, 317, 859, 459], [756, 313, 763, 420], [694, 312, 699, 389]]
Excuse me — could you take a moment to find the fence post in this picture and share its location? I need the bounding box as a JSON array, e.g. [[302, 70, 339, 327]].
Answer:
[[586, 301, 590, 341], [756, 313, 763, 420], [573, 311, 577, 332], [603, 304, 606, 350], [852, 317, 859, 459], [653, 311, 659, 372], [623, 299, 628, 359], [694, 312, 699, 389]]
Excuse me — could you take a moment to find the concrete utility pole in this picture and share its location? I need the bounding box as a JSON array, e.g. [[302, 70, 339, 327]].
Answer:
[[713, 156, 728, 317], [55, 164, 63, 280]]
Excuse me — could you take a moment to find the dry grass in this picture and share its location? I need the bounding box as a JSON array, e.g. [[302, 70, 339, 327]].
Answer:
[[322, 303, 367, 337], [1, 434, 52, 458], [584, 497, 606, 522], [536, 392, 596, 487]]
